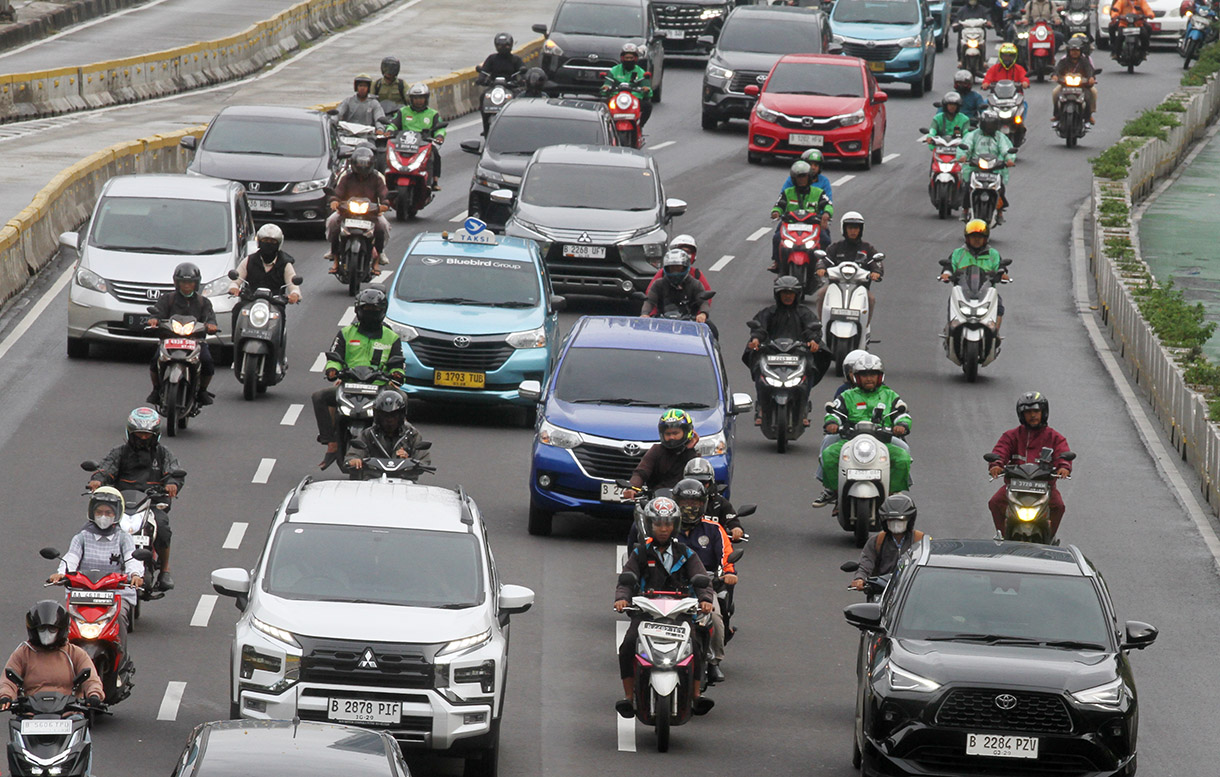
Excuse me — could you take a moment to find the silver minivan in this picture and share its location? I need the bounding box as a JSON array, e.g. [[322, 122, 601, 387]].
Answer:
[[64, 174, 255, 358]]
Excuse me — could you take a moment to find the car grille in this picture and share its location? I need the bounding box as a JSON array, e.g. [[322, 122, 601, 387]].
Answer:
[[728, 71, 768, 93], [300, 643, 434, 689], [907, 745, 1099, 775], [242, 181, 289, 195], [572, 442, 644, 481], [936, 689, 1073, 734], [537, 226, 638, 244], [841, 41, 901, 60], [655, 3, 716, 33], [774, 114, 843, 130], [109, 280, 173, 305], [409, 336, 514, 373]]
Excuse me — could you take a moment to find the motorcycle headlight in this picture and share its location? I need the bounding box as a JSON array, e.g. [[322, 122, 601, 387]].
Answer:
[[544, 38, 564, 56], [438, 628, 492, 657], [202, 276, 231, 297], [75, 266, 108, 293], [1034, 26, 1049, 39], [170, 319, 196, 336], [837, 110, 866, 127], [1071, 678, 1125, 708], [538, 419, 581, 449], [291, 177, 329, 194], [755, 105, 780, 123], [490, 87, 508, 104], [386, 319, 419, 342], [77, 622, 105, 640], [853, 438, 878, 463], [958, 299, 976, 316], [706, 64, 734, 80], [347, 200, 372, 215], [1015, 506, 1040, 522], [764, 376, 785, 387], [696, 431, 727, 457], [506, 326, 546, 349], [967, 38, 981, 48], [247, 300, 272, 328], [885, 661, 941, 693], [897, 36, 920, 47], [252, 616, 300, 648]]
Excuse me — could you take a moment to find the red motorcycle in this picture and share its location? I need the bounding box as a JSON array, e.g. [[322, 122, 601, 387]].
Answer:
[[1017, 19, 1058, 81], [605, 81, 645, 148], [921, 132, 966, 219], [777, 209, 822, 295], [385, 129, 436, 221]]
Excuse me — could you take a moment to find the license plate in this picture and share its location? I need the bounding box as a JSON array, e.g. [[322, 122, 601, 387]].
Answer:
[[21, 719, 74, 735], [344, 218, 374, 230], [434, 370, 485, 388], [563, 244, 607, 258], [132, 534, 151, 547], [788, 133, 824, 147], [831, 308, 861, 319], [600, 482, 628, 502], [847, 469, 883, 480], [663, 28, 686, 39], [575, 69, 604, 82], [249, 199, 272, 213], [69, 590, 115, 605], [966, 732, 1039, 759], [868, 60, 886, 72], [327, 698, 401, 725], [1010, 478, 1050, 493], [1033, 42, 1051, 48], [343, 382, 381, 394], [123, 313, 151, 330], [164, 338, 197, 350], [640, 621, 688, 640], [767, 355, 802, 365]]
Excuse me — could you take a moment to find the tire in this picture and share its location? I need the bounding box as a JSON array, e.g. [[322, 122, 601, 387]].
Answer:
[[923, 65, 934, 93], [67, 337, 89, 358], [776, 417, 788, 453], [701, 110, 718, 130], [790, 263, 808, 296], [528, 502, 553, 536], [1127, 61, 1134, 73], [860, 140, 873, 170], [177, 381, 191, 429], [395, 184, 410, 222], [463, 721, 500, 777], [853, 497, 873, 548], [747, 150, 763, 165], [618, 128, 635, 147], [347, 253, 362, 297], [937, 185, 953, 220], [522, 404, 538, 428], [911, 77, 925, 97], [962, 339, 981, 382], [655, 694, 671, 753], [652, 83, 663, 102], [242, 354, 259, 401], [871, 143, 884, 165], [164, 385, 178, 437], [1184, 38, 1200, 68], [853, 738, 863, 768], [229, 700, 241, 720]]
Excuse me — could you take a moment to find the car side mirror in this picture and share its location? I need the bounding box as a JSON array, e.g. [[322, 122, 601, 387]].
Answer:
[[498, 584, 535, 615], [873, 91, 888, 104], [179, 135, 197, 151], [490, 189, 515, 205], [549, 294, 566, 311], [211, 568, 252, 611], [518, 379, 542, 402], [59, 232, 81, 251], [227, 269, 239, 280], [532, 23, 548, 35], [665, 198, 688, 218], [744, 84, 760, 97], [460, 139, 484, 155], [730, 392, 754, 416], [40, 547, 61, 560], [1122, 621, 1158, 650], [735, 504, 757, 518], [843, 602, 883, 630]]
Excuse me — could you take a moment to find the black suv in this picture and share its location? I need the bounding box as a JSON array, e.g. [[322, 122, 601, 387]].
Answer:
[[701, 4, 829, 129], [844, 539, 1157, 777], [460, 98, 617, 231], [533, 0, 667, 100], [650, 0, 731, 56]]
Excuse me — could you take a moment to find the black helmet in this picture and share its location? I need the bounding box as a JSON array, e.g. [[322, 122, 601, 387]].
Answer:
[[26, 600, 69, 649], [373, 389, 408, 434], [524, 67, 547, 92], [173, 262, 201, 296], [126, 406, 161, 450], [683, 457, 716, 487], [351, 146, 375, 175], [354, 287, 388, 330], [672, 478, 708, 528], [495, 32, 514, 52], [878, 492, 917, 535], [643, 496, 681, 540], [658, 408, 695, 450], [381, 56, 400, 79], [1016, 391, 1049, 427], [88, 486, 125, 531], [979, 110, 1001, 135], [773, 274, 803, 303]]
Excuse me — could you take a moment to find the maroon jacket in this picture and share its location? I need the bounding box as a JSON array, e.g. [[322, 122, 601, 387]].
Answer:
[[987, 425, 1073, 474]]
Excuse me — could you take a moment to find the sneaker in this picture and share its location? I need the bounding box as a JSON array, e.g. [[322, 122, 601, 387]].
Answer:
[[156, 572, 175, 591], [707, 663, 726, 684], [811, 489, 836, 508], [615, 699, 635, 719], [1050, 118, 1059, 129]]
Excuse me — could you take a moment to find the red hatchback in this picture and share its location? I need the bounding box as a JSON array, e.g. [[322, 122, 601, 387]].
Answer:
[[746, 54, 888, 168]]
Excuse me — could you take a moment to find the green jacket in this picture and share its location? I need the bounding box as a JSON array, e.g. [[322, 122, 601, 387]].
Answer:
[[602, 63, 651, 99], [946, 245, 1004, 274], [386, 105, 447, 138], [928, 110, 972, 145], [956, 128, 1014, 183], [772, 184, 833, 218], [324, 324, 404, 380], [825, 385, 912, 431]]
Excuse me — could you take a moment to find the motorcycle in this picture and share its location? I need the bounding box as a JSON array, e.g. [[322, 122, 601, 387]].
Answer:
[[984, 447, 1076, 543], [831, 405, 901, 547], [333, 197, 378, 297], [965, 153, 1006, 229], [4, 668, 103, 777], [955, 19, 992, 79], [987, 79, 1027, 146], [147, 313, 206, 436], [1061, 0, 1096, 46], [939, 262, 1010, 381], [323, 351, 405, 474], [347, 446, 435, 483], [816, 249, 879, 372], [227, 274, 301, 400], [616, 570, 712, 752], [777, 209, 823, 295], [1113, 13, 1150, 72], [480, 75, 520, 136], [332, 118, 384, 173], [1015, 19, 1058, 80], [1055, 72, 1092, 147], [919, 131, 966, 219], [606, 80, 646, 148], [746, 324, 828, 453], [385, 129, 436, 221], [711, 539, 747, 654], [1180, 2, 1217, 67]]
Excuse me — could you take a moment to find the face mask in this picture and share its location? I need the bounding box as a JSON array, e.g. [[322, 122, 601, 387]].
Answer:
[[357, 309, 383, 329], [37, 627, 58, 647], [886, 518, 909, 535], [93, 513, 117, 531], [258, 242, 278, 261]]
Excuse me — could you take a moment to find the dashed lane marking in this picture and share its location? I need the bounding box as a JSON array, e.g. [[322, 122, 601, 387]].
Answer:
[[0, 266, 73, 363], [832, 174, 856, 186], [450, 210, 468, 222], [157, 682, 186, 721], [190, 595, 217, 628], [222, 522, 248, 550], [252, 458, 275, 484], [338, 306, 354, 327], [882, 153, 900, 163], [747, 228, 770, 242], [650, 140, 676, 150], [280, 404, 303, 426], [708, 255, 735, 272], [310, 352, 326, 372]]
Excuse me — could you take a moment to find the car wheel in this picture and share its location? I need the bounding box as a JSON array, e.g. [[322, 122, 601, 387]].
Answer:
[[652, 83, 662, 102], [911, 75, 926, 97], [701, 110, 719, 131], [747, 150, 763, 165], [923, 64, 934, 92], [464, 721, 500, 777], [860, 141, 873, 170], [67, 337, 89, 359], [528, 502, 554, 536], [871, 142, 884, 165]]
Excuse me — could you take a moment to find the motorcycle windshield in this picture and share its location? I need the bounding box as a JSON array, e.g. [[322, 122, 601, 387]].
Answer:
[[992, 80, 1018, 100], [957, 266, 991, 298]]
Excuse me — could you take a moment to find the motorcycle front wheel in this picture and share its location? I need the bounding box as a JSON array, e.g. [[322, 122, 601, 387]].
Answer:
[[853, 497, 874, 547], [242, 354, 261, 401], [654, 693, 671, 753], [776, 411, 788, 453], [962, 339, 981, 382], [397, 183, 412, 221], [1184, 37, 1200, 68], [165, 384, 178, 437]]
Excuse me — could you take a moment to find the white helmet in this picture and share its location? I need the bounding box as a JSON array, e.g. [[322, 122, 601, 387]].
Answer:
[[256, 223, 284, 246], [854, 353, 884, 381], [840, 211, 865, 236], [842, 348, 870, 379], [662, 249, 688, 269], [669, 233, 697, 259]]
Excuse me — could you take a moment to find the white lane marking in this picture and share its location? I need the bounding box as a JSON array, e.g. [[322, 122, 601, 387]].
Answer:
[[882, 153, 900, 163], [450, 117, 480, 131], [222, 522, 249, 550], [0, 265, 73, 363], [0, 0, 174, 58], [614, 543, 636, 752], [337, 306, 355, 327], [747, 228, 770, 242], [252, 458, 276, 484], [190, 595, 217, 628], [450, 210, 468, 223], [832, 174, 856, 186], [280, 403, 304, 426], [708, 254, 735, 272], [157, 681, 187, 721], [650, 140, 676, 150], [310, 352, 327, 372]]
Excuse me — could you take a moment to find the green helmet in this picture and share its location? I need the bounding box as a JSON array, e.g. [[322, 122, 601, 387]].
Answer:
[[658, 408, 695, 450], [800, 149, 824, 166]]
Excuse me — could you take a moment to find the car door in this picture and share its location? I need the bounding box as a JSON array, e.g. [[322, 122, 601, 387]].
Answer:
[[867, 72, 887, 146]]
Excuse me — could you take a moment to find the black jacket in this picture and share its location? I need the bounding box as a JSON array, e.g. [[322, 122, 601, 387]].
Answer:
[[615, 538, 713, 603], [747, 302, 821, 344], [346, 423, 429, 462], [151, 291, 217, 328], [93, 443, 183, 491], [820, 239, 884, 279], [642, 276, 708, 318], [629, 444, 701, 491], [477, 53, 525, 82]]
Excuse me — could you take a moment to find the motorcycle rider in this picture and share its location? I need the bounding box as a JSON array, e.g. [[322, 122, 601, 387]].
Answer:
[[336, 73, 386, 126], [848, 493, 925, 589], [313, 287, 405, 469], [345, 389, 430, 472], [520, 67, 550, 98], [385, 83, 447, 190], [88, 407, 183, 590], [955, 0, 994, 67], [956, 110, 1015, 224], [622, 409, 702, 499], [372, 56, 408, 109], [641, 250, 713, 330], [983, 42, 1032, 89], [1109, 0, 1154, 52], [47, 488, 145, 654], [744, 275, 825, 426], [818, 354, 913, 510], [0, 601, 105, 710], [614, 496, 715, 718], [1011, 0, 1063, 47], [673, 479, 735, 683], [683, 458, 746, 540], [146, 262, 218, 407], [228, 223, 301, 355], [954, 69, 989, 119], [940, 219, 1009, 332], [326, 146, 391, 276], [987, 392, 1073, 533], [769, 160, 834, 272], [771, 150, 834, 267], [647, 234, 712, 295], [811, 349, 870, 507], [601, 42, 653, 127], [928, 91, 973, 146], [476, 33, 526, 85], [812, 211, 883, 318], [1051, 36, 1098, 127]]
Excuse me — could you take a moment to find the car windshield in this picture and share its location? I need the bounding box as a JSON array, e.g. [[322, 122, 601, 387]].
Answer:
[[554, 3, 644, 36], [892, 567, 1112, 648], [554, 347, 719, 407], [766, 62, 864, 97], [264, 524, 484, 608], [89, 196, 231, 254], [522, 163, 657, 210], [718, 18, 822, 54], [202, 115, 325, 157], [488, 116, 605, 155], [833, 0, 921, 25], [394, 253, 541, 307]]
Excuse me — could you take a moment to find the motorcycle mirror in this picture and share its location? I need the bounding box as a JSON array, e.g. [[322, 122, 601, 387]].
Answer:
[[743, 84, 760, 97], [39, 547, 61, 560], [698, 290, 716, 301], [170, 469, 187, 479], [1061, 451, 1077, 461], [415, 441, 433, 451], [746, 319, 761, 329], [132, 549, 154, 562], [630, 291, 646, 301], [873, 252, 886, 262], [146, 306, 157, 315], [840, 560, 861, 572], [813, 249, 828, 260], [983, 452, 1001, 462], [5, 668, 23, 686], [999, 258, 1012, 268], [80, 461, 98, 471], [918, 126, 930, 134], [326, 108, 338, 116], [726, 549, 744, 564], [292, 275, 303, 285], [617, 571, 638, 586], [735, 504, 757, 517], [227, 269, 239, 280], [690, 573, 712, 588], [71, 668, 92, 687]]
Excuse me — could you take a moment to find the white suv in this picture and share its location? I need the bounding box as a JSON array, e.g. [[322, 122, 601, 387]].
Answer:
[[210, 478, 534, 777]]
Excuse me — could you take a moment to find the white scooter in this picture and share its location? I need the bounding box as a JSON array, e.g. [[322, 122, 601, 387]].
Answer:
[[940, 262, 1011, 382], [834, 406, 899, 547], [817, 249, 880, 374]]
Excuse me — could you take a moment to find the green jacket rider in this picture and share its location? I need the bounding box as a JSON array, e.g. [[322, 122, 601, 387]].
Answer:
[[928, 91, 973, 148], [386, 83, 447, 189], [940, 219, 1008, 331], [956, 112, 1015, 185], [819, 354, 913, 497]]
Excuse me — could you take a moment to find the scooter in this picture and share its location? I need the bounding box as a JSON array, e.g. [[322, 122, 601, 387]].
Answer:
[[955, 19, 991, 79], [832, 405, 899, 547], [1061, 0, 1096, 45], [333, 198, 378, 297], [987, 79, 1027, 146], [747, 324, 827, 453], [606, 80, 646, 148], [939, 262, 1010, 382], [1113, 13, 1150, 72], [919, 131, 966, 219], [480, 75, 519, 136], [5, 668, 103, 777], [147, 313, 206, 436], [1180, 2, 1217, 67], [965, 153, 1005, 229], [816, 249, 879, 372], [323, 351, 405, 474], [385, 130, 436, 221], [332, 118, 384, 173], [227, 274, 301, 400], [777, 209, 822, 295], [984, 447, 1076, 543], [1015, 19, 1058, 80], [1055, 72, 1092, 147]]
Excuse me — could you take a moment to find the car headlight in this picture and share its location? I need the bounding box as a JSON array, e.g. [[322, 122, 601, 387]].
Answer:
[[252, 616, 300, 648], [1071, 678, 1125, 708], [853, 438, 878, 463], [1101, 3, 1111, 16], [1015, 506, 1040, 522], [75, 266, 107, 293], [386, 320, 419, 342], [476, 166, 506, 188], [438, 628, 492, 657], [701, 6, 725, 19], [897, 36, 920, 47], [696, 431, 727, 456], [202, 276, 231, 297], [538, 419, 581, 449], [291, 177, 329, 194], [837, 110, 866, 127], [755, 105, 780, 123], [706, 64, 734, 80], [506, 326, 546, 349], [544, 38, 564, 56], [886, 661, 941, 693]]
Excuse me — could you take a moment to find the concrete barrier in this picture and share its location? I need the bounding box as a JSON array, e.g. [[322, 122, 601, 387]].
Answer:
[[0, 0, 148, 55]]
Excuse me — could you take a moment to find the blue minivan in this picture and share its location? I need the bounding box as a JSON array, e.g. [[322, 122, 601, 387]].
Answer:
[[384, 222, 563, 418], [520, 316, 754, 536], [830, 0, 937, 95]]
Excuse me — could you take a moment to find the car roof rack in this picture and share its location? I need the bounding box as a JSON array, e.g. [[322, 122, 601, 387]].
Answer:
[[284, 476, 314, 517], [457, 484, 475, 529]]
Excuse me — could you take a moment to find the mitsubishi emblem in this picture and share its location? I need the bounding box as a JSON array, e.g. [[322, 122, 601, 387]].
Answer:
[[248, 182, 260, 192], [994, 694, 1018, 711], [358, 649, 378, 670], [577, 232, 592, 244], [453, 335, 471, 349], [589, 53, 599, 62]]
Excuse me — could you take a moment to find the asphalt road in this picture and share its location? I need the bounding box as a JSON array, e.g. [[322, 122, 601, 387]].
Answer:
[[1, 21, 1218, 777]]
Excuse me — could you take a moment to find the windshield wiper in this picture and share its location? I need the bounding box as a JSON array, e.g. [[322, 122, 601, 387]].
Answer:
[[923, 633, 1039, 644], [570, 397, 654, 406], [667, 401, 712, 409], [1038, 639, 1108, 650], [129, 246, 191, 254], [433, 602, 477, 609], [409, 297, 485, 305], [485, 300, 536, 308], [216, 149, 286, 156]]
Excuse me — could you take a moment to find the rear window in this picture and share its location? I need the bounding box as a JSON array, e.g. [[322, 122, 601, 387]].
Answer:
[[766, 62, 864, 98], [719, 16, 823, 54], [203, 115, 325, 157], [90, 196, 231, 255], [554, 346, 719, 409]]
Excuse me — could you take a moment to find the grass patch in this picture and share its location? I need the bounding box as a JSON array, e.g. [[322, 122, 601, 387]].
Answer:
[[1159, 97, 1187, 112], [1121, 109, 1181, 140], [1181, 41, 1220, 86], [1091, 138, 1143, 179]]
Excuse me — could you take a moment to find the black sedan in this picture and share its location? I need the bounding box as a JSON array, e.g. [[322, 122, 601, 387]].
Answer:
[[170, 719, 410, 776], [844, 539, 1157, 777]]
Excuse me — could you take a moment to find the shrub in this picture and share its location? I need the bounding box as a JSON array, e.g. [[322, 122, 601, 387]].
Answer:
[[1134, 281, 1217, 350]]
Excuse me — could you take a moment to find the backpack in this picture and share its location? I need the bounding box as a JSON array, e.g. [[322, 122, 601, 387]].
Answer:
[[875, 529, 925, 551]]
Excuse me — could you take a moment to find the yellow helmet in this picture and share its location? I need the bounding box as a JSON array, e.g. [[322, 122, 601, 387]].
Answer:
[[998, 42, 1018, 64], [965, 219, 989, 237]]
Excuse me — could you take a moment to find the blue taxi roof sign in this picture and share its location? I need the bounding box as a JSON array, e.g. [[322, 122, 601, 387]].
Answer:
[[444, 216, 497, 245]]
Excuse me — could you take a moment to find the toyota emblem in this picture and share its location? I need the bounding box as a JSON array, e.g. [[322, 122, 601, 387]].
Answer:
[[865, 40, 876, 48], [577, 232, 592, 244], [589, 53, 599, 61], [453, 336, 471, 349], [248, 182, 260, 192], [994, 694, 1018, 711], [623, 442, 643, 456]]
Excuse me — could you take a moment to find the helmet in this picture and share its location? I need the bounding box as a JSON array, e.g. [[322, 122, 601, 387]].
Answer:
[[524, 67, 547, 92], [620, 42, 639, 60], [408, 82, 430, 108], [351, 146, 375, 175], [683, 457, 716, 487], [979, 109, 1001, 135], [354, 73, 373, 90], [878, 492, 917, 535], [789, 160, 812, 180], [853, 353, 884, 383], [495, 32, 514, 51], [1016, 391, 1049, 427], [256, 223, 283, 247], [998, 42, 1018, 66], [954, 69, 974, 89], [840, 210, 865, 237], [669, 233, 697, 261], [943, 90, 962, 108], [380, 56, 400, 79], [643, 496, 681, 539], [354, 286, 388, 330], [773, 274, 803, 302], [842, 348, 870, 381], [662, 249, 689, 286], [672, 478, 708, 528], [965, 218, 990, 240], [88, 486, 125, 531], [126, 406, 162, 449], [1067, 35, 1087, 51], [658, 408, 695, 450], [26, 600, 69, 650], [373, 389, 408, 434], [800, 148, 824, 167], [172, 262, 201, 296]]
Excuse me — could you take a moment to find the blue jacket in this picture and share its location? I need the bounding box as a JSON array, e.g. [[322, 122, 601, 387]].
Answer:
[[780, 172, 834, 202], [627, 518, 734, 574], [615, 538, 714, 602], [960, 89, 988, 120]]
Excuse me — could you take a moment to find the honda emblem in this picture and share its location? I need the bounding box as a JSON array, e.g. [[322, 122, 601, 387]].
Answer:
[[756, 75, 766, 84], [146, 288, 161, 300], [802, 117, 815, 128], [247, 182, 260, 192]]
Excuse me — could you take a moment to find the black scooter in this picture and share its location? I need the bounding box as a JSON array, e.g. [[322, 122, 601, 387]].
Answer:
[[147, 313, 207, 435], [228, 273, 302, 400], [984, 446, 1076, 543], [747, 322, 829, 453], [5, 668, 104, 777], [323, 351, 405, 474]]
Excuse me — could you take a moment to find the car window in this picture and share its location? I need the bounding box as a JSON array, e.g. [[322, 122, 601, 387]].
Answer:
[[554, 346, 719, 408], [393, 253, 541, 307], [487, 116, 607, 155], [203, 115, 325, 157], [832, 0, 921, 25], [554, 2, 644, 36], [766, 62, 864, 97], [89, 196, 231, 255], [718, 17, 823, 54], [264, 524, 484, 608], [522, 162, 657, 210]]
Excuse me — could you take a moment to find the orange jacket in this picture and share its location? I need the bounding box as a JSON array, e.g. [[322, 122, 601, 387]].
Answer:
[[1110, 0, 1153, 21]]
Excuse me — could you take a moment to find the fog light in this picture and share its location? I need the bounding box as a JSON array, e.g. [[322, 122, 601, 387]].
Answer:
[[244, 697, 267, 713], [620, 280, 634, 292], [843, 141, 862, 151], [463, 712, 487, 725], [537, 473, 553, 488], [303, 210, 318, 220], [753, 135, 774, 146]]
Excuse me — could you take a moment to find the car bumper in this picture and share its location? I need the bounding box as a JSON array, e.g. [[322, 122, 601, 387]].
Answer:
[[243, 188, 329, 224], [397, 346, 550, 406], [702, 80, 757, 119], [748, 116, 877, 161], [862, 732, 1136, 777], [865, 48, 928, 84], [542, 56, 611, 96], [68, 286, 235, 347]]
